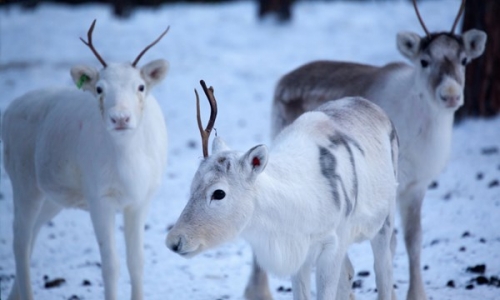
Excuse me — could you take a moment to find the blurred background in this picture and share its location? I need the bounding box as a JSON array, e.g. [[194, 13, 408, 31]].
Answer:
[[1, 0, 498, 120]]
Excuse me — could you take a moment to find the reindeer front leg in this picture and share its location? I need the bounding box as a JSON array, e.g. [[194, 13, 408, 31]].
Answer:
[[291, 259, 313, 300], [123, 203, 149, 300], [398, 185, 427, 300], [315, 236, 347, 300], [89, 198, 119, 300], [245, 255, 273, 300]]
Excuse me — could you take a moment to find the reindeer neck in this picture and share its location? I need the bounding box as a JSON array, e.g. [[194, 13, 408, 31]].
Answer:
[[242, 156, 337, 276], [245, 154, 332, 235]]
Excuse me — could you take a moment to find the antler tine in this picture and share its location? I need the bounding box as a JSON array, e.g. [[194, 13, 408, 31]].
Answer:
[[195, 89, 207, 156], [79, 19, 107, 67], [195, 80, 218, 158], [450, 0, 466, 34], [412, 0, 430, 38], [132, 26, 170, 67]]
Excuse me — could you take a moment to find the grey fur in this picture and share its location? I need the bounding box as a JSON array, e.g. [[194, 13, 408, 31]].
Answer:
[[273, 61, 406, 136], [328, 133, 365, 156], [318, 145, 354, 216], [327, 134, 358, 215], [319, 146, 341, 210]]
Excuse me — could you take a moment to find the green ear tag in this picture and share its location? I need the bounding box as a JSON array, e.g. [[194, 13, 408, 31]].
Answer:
[[77, 74, 90, 89]]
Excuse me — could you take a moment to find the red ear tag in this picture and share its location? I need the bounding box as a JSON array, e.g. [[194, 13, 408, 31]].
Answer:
[[252, 157, 261, 167]]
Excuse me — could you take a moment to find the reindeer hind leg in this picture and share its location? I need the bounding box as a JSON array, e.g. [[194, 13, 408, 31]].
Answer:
[[370, 214, 396, 300], [8, 183, 45, 300]]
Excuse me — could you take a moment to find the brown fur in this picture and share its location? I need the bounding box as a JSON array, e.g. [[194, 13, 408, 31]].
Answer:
[[273, 61, 407, 136]]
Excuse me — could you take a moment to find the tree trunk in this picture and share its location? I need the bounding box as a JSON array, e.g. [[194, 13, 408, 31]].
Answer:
[[456, 0, 500, 121], [257, 0, 294, 22]]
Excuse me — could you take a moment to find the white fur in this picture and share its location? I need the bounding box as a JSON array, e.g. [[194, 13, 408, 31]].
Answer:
[[167, 97, 398, 300], [2, 59, 169, 300], [269, 29, 487, 300]]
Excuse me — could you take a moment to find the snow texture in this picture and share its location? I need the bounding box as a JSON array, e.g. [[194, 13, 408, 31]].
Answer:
[[0, 0, 499, 299]]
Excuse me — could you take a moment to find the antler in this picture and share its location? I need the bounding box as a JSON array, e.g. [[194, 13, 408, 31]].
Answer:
[[80, 19, 107, 67], [412, 0, 430, 38], [195, 80, 218, 158], [132, 26, 170, 67], [450, 0, 466, 33]]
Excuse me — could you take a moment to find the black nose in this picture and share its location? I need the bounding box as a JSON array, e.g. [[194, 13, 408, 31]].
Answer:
[[171, 239, 180, 252], [169, 235, 183, 253]]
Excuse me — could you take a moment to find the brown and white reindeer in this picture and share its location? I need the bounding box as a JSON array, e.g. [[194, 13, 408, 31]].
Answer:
[[167, 81, 399, 300], [2, 20, 169, 300], [245, 1, 487, 300]]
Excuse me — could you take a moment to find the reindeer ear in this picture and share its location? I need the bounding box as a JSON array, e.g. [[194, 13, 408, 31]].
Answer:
[[141, 59, 169, 88], [462, 29, 487, 60], [212, 136, 230, 154], [241, 145, 268, 180], [70, 65, 98, 92], [396, 32, 422, 60]]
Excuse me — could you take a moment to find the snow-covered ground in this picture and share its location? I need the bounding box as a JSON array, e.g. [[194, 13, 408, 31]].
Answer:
[[0, 0, 499, 299]]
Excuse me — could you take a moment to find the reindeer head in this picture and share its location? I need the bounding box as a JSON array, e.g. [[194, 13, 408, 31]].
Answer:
[[396, 0, 486, 110], [166, 81, 269, 257], [70, 20, 169, 132]]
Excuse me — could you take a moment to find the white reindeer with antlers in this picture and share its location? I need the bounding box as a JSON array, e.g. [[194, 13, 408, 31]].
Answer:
[[167, 81, 399, 300], [242, 1, 487, 300], [2, 20, 169, 300]]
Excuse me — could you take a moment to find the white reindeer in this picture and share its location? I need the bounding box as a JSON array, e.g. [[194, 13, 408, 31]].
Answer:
[[167, 81, 399, 300], [2, 20, 169, 300], [245, 1, 487, 299]]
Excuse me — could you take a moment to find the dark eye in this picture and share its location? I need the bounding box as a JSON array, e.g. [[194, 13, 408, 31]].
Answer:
[[461, 58, 467, 66], [96, 86, 103, 94], [138, 85, 145, 92], [420, 59, 429, 68], [211, 189, 226, 200]]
